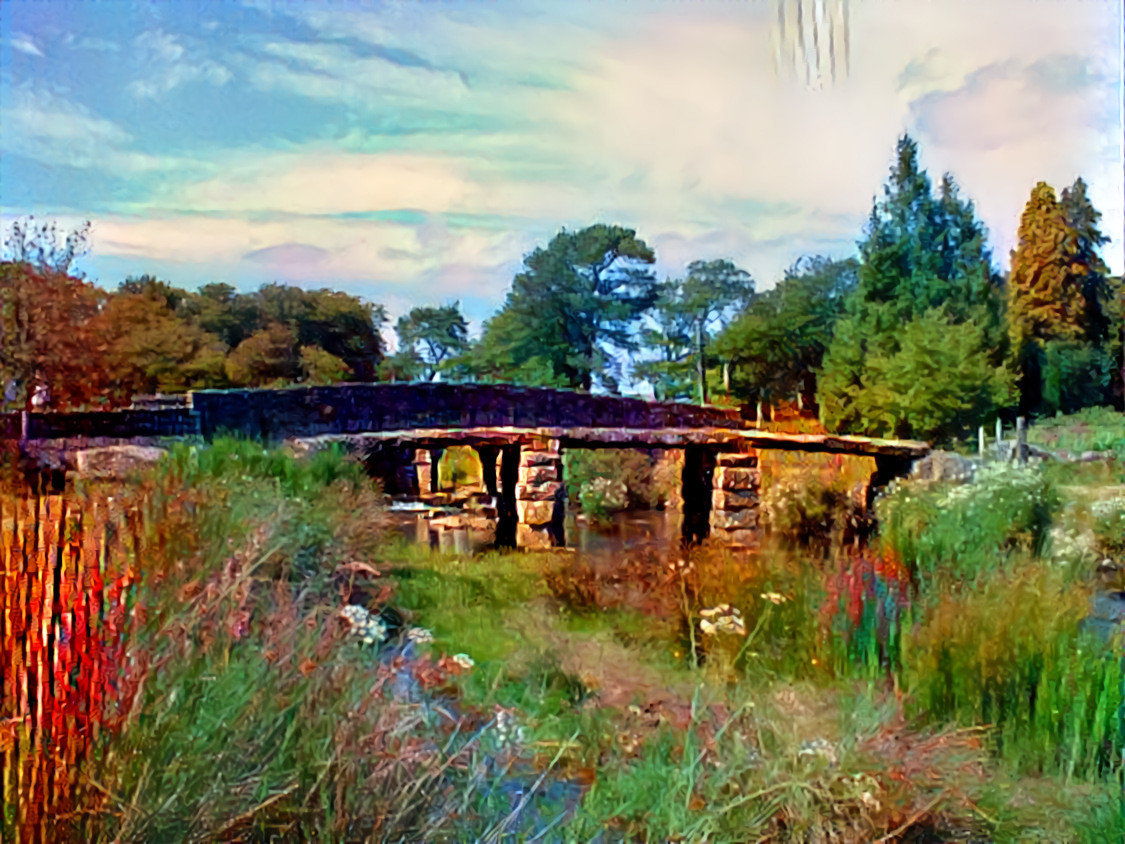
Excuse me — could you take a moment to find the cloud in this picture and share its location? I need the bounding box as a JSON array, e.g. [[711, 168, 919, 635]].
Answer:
[[1, 83, 200, 177], [243, 242, 329, 265], [127, 29, 232, 99], [11, 33, 44, 57], [173, 152, 476, 216], [65, 34, 120, 53]]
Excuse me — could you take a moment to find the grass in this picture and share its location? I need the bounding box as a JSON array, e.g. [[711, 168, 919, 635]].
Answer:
[[9, 425, 1125, 841]]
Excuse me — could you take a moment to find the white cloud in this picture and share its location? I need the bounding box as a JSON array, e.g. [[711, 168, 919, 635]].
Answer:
[[11, 33, 44, 57], [127, 29, 232, 99]]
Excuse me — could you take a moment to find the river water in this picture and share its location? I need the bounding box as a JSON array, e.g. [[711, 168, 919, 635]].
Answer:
[[387, 507, 684, 558]]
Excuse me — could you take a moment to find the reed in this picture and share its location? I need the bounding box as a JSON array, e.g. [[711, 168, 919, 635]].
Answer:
[[1, 490, 155, 842]]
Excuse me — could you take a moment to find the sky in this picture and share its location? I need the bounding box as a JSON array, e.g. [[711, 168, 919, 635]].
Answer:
[[2, 0, 1122, 338]]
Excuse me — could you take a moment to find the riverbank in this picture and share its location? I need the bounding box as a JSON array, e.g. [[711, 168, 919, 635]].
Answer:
[[3, 432, 1123, 841]]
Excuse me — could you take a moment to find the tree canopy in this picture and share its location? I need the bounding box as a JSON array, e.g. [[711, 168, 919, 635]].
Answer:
[[470, 224, 658, 392], [395, 304, 469, 381], [635, 259, 754, 402], [816, 135, 1009, 442], [716, 255, 856, 410]]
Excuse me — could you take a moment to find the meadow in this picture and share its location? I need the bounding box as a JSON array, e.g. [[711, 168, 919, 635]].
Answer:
[[2, 421, 1123, 842]]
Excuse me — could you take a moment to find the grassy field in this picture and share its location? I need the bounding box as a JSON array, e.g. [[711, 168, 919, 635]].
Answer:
[[2, 425, 1124, 842]]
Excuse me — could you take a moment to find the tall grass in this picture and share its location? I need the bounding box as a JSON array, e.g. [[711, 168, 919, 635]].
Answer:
[[1, 490, 153, 842]]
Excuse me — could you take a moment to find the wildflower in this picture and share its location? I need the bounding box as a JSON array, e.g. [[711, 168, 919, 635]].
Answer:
[[451, 653, 475, 670], [798, 737, 838, 765], [339, 604, 388, 645], [699, 605, 746, 636], [760, 592, 788, 605], [406, 626, 435, 644]]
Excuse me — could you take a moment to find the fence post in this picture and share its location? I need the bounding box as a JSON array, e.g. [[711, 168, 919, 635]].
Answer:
[[1016, 416, 1028, 464], [978, 425, 986, 459]]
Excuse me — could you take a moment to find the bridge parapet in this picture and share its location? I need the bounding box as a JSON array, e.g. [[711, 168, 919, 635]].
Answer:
[[190, 383, 747, 440]]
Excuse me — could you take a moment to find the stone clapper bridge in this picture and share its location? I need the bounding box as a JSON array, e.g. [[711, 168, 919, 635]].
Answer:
[[8, 383, 930, 550]]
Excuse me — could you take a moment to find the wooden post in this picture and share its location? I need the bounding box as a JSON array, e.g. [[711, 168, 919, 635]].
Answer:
[[1016, 417, 1028, 464], [995, 417, 1003, 449], [978, 425, 986, 458]]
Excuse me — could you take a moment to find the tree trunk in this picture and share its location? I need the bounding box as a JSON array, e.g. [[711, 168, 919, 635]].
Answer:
[[696, 320, 707, 405]]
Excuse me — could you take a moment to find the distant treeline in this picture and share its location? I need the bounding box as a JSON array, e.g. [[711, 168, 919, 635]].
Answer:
[[2, 134, 1120, 444]]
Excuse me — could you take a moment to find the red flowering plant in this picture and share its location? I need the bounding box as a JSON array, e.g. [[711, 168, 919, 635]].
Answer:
[[820, 544, 914, 677]]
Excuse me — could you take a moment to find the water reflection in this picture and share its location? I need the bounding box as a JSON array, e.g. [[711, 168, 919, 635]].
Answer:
[[386, 508, 683, 557]]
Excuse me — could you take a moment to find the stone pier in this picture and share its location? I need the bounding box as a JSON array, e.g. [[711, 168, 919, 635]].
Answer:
[[413, 447, 444, 495], [708, 450, 761, 548], [514, 437, 565, 549]]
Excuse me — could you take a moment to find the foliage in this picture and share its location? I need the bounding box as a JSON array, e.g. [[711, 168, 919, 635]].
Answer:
[[469, 224, 658, 391], [0, 260, 107, 410], [824, 309, 1013, 443], [878, 463, 1059, 587], [1008, 179, 1116, 414], [224, 323, 302, 387], [564, 449, 678, 520], [298, 344, 352, 385], [1039, 339, 1119, 416], [396, 303, 469, 381], [817, 136, 1007, 439], [636, 259, 754, 402], [717, 256, 857, 409], [91, 285, 228, 400]]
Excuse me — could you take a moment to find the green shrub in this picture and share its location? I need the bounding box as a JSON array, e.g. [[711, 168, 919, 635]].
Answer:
[[878, 463, 1059, 587], [1091, 495, 1125, 561], [564, 449, 677, 518]]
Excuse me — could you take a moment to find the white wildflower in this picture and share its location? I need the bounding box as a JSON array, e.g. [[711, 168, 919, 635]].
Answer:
[[406, 626, 435, 644], [699, 605, 746, 636], [451, 653, 475, 670]]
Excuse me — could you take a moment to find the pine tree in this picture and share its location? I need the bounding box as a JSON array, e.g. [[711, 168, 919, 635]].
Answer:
[[1008, 182, 1085, 348], [1007, 178, 1116, 414], [1060, 177, 1112, 342], [816, 135, 1007, 442]]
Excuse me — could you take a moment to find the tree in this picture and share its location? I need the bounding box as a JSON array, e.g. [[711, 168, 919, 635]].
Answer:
[[395, 304, 469, 381], [817, 135, 1007, 437], [716, 256, 856, 410], [0, 262, 106, 410], [225, 324, 301, 387], [842, 309, 1014, 443], [4, 217, 91, 276], [474, 224, 658, 391], [1, 218, 107, 409], [1007, 179, 1113, 413], [182, 283, 262, 349], [636, 260, 754, 402], [295, 290, 386, 381], [1060, 177, 1113, 343], [91, 285, 227, 401], [299, 346, 352, 385]]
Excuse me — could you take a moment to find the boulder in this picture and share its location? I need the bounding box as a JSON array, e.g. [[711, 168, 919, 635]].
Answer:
[[75, 445, 166, 478], [909, 451, 977, 483]]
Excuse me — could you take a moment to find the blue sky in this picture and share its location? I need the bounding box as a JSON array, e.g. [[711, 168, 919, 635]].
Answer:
[[2, 0, 1121, 336]]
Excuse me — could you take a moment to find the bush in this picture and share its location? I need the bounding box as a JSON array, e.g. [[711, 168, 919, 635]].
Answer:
[[564, 449, 678, 518], [1091, 495, 1125, 561], [878, 463, 1059, 586]]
